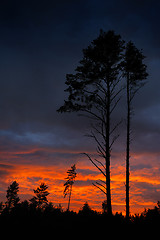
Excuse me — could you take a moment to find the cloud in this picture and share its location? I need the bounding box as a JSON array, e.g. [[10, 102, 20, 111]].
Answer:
[[27, 177, 43, 185], [131, 164, 153, 171], [0, 170, 9, 177], [77, 168, 98, 176], [133, 181, 160, 203], [75, 180, 93, 187], [0, 164, 13, 169], [0, 163, 15, 191], [0, 0, 158, 140]]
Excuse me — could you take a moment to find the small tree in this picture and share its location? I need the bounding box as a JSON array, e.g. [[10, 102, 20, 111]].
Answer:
[[30, 183, 50, 208], [0, 202, 3, 213], [64, 164, 77, 211], [6, 181, 20, 209], [102, 200, 107, 213], [81, 202, 92, 213], [78, 202, 97, 217]]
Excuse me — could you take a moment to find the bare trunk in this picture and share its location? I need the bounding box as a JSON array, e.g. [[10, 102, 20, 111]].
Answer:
[[106, 81, 112, 216], [67, 184, 72, 211], [106, 153, 112, 215], [126, 76, 130, 219]]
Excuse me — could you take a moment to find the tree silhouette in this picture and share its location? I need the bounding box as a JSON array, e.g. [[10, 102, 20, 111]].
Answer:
[[102, 200, 107, 213], [64, 164, 77, 211], [5, 181, 20, 210], [81, 202, 91, 211], [58, 30, 125, 215], [30, 183, 50, 208], [123, 41, 148, 219], [0, 202, 3, 213], [79, 202, 93, 215], [0, 180, 159, 231]]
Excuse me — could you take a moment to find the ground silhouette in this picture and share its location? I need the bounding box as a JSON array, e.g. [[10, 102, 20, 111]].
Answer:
[[0, 200, 159, 236]]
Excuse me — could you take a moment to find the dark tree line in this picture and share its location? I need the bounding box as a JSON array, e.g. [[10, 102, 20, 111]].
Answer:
[[57, 30, 148, 217], [0, 180, 159, 235], [1, 181, 50, 213], [0, 166, 77, 214]]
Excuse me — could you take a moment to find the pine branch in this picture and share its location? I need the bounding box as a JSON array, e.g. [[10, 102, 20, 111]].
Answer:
[[92, 182, 106, 195], [110, 96, 121, 114], [82, 153, 106, 177], [91, 122, 106, 142], [97, 145, 106, 159], [94, 158, 106, 170], [110, 119, 123, 136], [86, 131, 106, 154], [110, 134, 120, 149]]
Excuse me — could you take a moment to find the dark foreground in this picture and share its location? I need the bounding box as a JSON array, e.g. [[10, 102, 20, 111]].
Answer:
[[0, 202, 160, 237]]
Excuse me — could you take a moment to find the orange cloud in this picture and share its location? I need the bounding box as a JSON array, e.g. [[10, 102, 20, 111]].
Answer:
[[0, 147, 159, 215]]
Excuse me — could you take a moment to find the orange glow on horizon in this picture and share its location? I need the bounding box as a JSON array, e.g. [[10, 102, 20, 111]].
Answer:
[[0, 147, 159, 215]]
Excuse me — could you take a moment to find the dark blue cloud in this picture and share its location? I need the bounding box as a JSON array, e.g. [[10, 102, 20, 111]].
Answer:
[[0, 0, 160, 155], [134, 181, 160, 202], [131, 164, 152, 171]]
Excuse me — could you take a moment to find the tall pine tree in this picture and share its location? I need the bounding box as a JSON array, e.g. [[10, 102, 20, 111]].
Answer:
[[58, 30, 125, 215], [123, 41, 148, 219]]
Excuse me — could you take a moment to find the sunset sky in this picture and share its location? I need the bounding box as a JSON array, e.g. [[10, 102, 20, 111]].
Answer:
[[0, 0, 160, 214]]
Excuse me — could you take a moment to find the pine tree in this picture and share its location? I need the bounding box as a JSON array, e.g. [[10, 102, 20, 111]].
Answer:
[[30, 183, 50, 208], [6, 181, 20, 209], [64, 164, 77, 211], [123, 41, 148, 219], [58, 30, 124, 215]]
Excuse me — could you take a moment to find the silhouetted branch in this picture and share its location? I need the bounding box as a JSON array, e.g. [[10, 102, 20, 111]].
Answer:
[[94, 158, 106, 170], [110, 119, 123, 136], [90, 122, 106, 141], [82, 153, 106, 177], [92, 182, 106, 195], [110, 134, 120, 149], [97, 145, 106, 159], [86, 131, 106, 154], [110, 96, 121, 114]]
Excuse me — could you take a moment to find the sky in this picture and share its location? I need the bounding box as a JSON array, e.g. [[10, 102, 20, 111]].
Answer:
[[0, 0, 160, 214]]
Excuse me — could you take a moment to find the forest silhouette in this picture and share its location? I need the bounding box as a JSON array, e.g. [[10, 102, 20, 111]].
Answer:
[[0, 180, 159, 235]]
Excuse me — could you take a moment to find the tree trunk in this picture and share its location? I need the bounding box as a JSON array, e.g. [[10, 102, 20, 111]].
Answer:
[[105, 81, 112, 216], [106, 154, 112, 215], [126, 76, 130, 219], [67, 184, 72, 211]]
